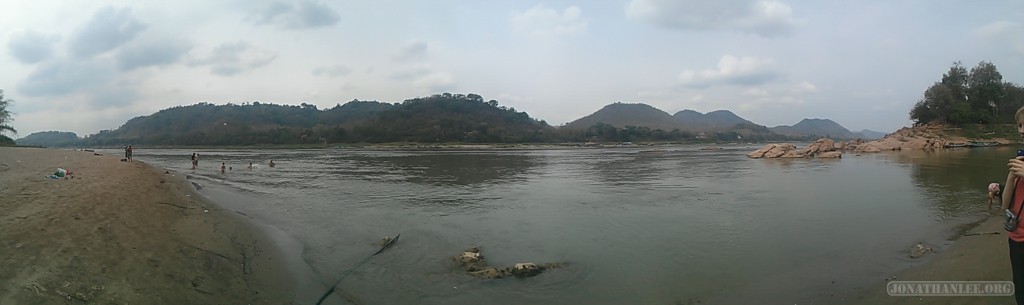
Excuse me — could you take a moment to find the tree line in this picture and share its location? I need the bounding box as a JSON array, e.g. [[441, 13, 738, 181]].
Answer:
[[910, 61, 1024, 125]]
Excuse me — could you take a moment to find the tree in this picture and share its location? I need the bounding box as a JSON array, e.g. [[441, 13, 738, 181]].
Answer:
[[0, 89, 16, 138], [909, 61, 1021, 125]]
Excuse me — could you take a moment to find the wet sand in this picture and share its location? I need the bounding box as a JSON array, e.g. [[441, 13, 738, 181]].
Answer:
[[849, 215, 1015, 304], [0, 147, 294, 304]]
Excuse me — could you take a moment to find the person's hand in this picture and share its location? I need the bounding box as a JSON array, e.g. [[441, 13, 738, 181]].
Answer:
[[1009, 157, 1024, 177]]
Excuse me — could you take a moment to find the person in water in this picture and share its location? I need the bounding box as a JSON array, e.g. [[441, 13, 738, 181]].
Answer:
[[269, 160, 275, 167], [1003, 105, 1024, 305], [221, 162, 226, 174]]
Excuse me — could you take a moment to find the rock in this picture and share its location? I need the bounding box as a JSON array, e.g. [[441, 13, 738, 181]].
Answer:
[[798, 138, 836, 155], [764, 144, 798, 158], [454, 247, 560, 279], [453, 247, 485, 268], [747, 144, 776, 158], [817, 151, 842, 158], [468, 268, 504, 279], [510, 263, 543, 278], [909, 243, 932, 259]]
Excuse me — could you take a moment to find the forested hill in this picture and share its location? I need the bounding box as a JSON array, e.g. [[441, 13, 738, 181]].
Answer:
[[80, 93, 552, 145]]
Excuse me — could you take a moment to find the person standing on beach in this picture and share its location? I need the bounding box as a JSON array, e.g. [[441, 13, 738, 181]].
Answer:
[[191, 153, 197, 169], [124, 145, 129, 161], [127, 145, 133, 162], [1003, 106, 1024, 305]]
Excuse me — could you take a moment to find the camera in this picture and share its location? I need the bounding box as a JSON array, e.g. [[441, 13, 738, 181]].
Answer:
[[1007, 209, 1020, 231]]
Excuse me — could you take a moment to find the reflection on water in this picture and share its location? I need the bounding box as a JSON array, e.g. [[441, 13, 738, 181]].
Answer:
[[115, 145, 1001, 304]]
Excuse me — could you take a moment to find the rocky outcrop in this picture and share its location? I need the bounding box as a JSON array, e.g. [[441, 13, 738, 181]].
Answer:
[[453, 247, 560, 279], [852, 123, 1015, 152], [748, 140, 842, 159]]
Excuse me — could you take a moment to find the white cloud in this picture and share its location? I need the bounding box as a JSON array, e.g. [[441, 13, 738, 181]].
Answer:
[[312, 64, 352, 77], [116, 37, 192, 70], [794, 81, 817, 93], [510, 5, 588, 37], [187, 42, 277, 76], [738, 95, 803, 111], [18, 59, 113, 97], [6, 30, 59, 64], [393, 41, 428, 62], [626, 0, 800, 37], [249, 0, 340, 29], [744, 88, 769, 96], [678, 55, 779, 87], [974, 21, 1024, 54], [69, 6, 146, 58], [414, 72, 456, 93]]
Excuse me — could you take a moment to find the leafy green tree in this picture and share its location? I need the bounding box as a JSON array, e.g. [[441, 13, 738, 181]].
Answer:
[[0, 89, 16, 138], [910, 61, 1021, 125]]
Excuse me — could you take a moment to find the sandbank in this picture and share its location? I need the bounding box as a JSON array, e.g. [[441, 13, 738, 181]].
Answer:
[[0, 147, 294, 304], [849, 215, 1015, 304]]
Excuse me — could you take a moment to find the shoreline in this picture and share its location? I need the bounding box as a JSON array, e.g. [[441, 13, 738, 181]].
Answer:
[[0, 147, 295, 304], [848, 214, 1014, 304]]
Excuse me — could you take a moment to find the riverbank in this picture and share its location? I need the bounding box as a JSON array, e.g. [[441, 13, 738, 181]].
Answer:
[[0, 147, 294, 304], [849, 214, 1015, 304]]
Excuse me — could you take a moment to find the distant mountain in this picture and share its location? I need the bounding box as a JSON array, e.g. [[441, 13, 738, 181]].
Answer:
[[770, 118, 859, 138], [16, 131, 79, 147], [563, 103, 683, 131], [673, 109, 755, 130], [855, 129, 888, 139]]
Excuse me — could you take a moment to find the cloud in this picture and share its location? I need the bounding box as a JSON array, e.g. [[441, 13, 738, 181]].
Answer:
[[794, 81, 817, 93], [17, 59, 112, 97], [738, 95, 803, 111], [414, 72, 456, 93], [974, 21, 1024, 54], [249, 0, 340, 29], [744, 88, 769, 96], [389, 65, 432, 81], [510, 5, 588, 37], [69, 6, 146, 58], [187, 42, 277, 76], [626, 0, 800, 37], [7, 30, 59, 64], [393, 41, 428, 62], [312, 64, 352, 77], [677, 55, 779, 87], [116, 38, 192, 70]]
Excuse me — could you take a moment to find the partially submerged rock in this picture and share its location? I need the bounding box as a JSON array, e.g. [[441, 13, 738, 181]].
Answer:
[[452, 247, 560, 279], [909, 243, 933, 259]]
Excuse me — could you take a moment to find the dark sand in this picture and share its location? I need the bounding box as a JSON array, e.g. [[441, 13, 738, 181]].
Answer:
[[0, 147, 294, 304]]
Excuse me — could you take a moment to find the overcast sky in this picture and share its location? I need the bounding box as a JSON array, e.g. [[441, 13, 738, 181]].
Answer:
[[2, 0, 1023, 137]]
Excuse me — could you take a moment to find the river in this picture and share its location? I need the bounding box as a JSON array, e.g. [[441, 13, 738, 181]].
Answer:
[[115, 144, 1006, 304]]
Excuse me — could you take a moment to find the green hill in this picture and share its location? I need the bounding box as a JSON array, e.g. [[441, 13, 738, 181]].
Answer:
[[80, 93, 552, 145], [16, 131, 80, 147], [563, 103, 683, 131]]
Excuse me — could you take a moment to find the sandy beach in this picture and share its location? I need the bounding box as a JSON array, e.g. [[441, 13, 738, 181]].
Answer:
[[849, 215, 1015, 304], [0, 147, 294, 304]]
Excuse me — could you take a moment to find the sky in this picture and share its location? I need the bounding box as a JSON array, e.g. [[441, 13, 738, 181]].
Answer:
[[1, 0, 1023, 137]]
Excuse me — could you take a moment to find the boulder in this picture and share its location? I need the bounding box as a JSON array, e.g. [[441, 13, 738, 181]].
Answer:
[[747, 144, 776, 158], [468, 268, 504, 279], [817, 151, 842, 158], [798, 138, 836, 155], [454, 247, 560, 279], [764, 144, 798, 158], [510, 263, 543, 278]]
